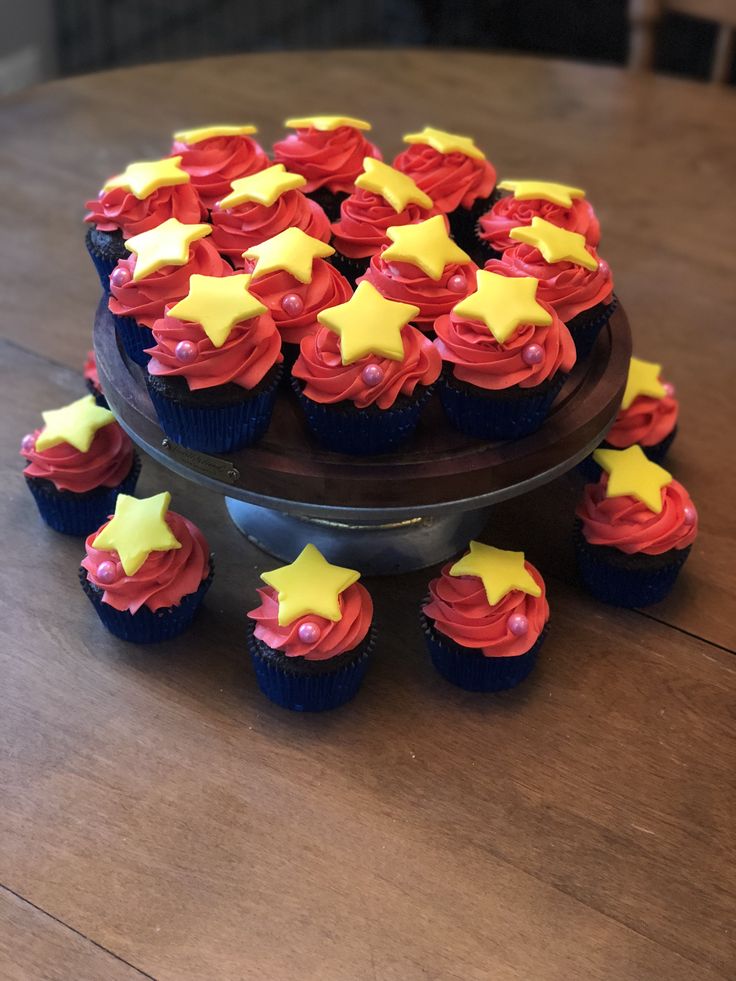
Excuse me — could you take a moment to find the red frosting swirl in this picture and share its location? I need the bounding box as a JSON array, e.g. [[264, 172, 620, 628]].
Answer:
[[210, 191, 331, 266], [293, 324, 442, 409], [393, 144, 496, 212], [82, 511, 210, 614], [248, 582, 373, 660], [84, 182, 205, 238], [485, 245, 614, 323], [478, 196, 601, 253], [357, 256, 478, 329], [605, 388, 678, 448], [273, 126, 382, 194], [576, 476, 697, 555], [434, 302, 576, 390], [331, 190, 440, 259], [423, 562, 548, 657], [170, 134, 270, 210], [22, 421, 134, 494], [84, 349, 101, 393]]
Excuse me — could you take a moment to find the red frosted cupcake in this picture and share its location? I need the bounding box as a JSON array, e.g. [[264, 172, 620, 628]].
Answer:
[[170, 124, 270, 210], [210, 164, 330, 267]]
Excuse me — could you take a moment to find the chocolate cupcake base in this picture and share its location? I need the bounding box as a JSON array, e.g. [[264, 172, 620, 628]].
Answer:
[[329, 252, 371, 287], [448, 190, 498, 258], [306, 187, 347, 223], [85, 227, 129, 291]]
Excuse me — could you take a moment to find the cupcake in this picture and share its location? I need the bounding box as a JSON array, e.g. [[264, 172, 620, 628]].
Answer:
[[477, 179, 600, 259], [146, 272, 283, 453], [330, 158, 438, 285], [273, 115, 382, 220], [210, 164, 330, 267], [84, 156, 205, 288], [434, 269, 576, 440], [108, 218, 230, 366], [83, 349, 107, 407], [485, 216, 615, 359], [247, 543, 374, 711], [170, 124, 270, 211], [292, 280, 442, 455], [421, 541, 549, 692], [575, 445, 697, 607], [80, 491, 213, 643], [20, 395, 140, 536], [242, 227, 351, 359], [394, 127, 496, 254], [356, 214, 477, 332]]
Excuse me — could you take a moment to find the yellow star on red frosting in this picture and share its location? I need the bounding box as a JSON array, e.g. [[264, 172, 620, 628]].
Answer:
[[498, 179, 586, 207], [125, 218, 212, 281], [621, 356, 667, 411], [168, 274, 267, 348], [593, 445, 672, 513], [285, 115, 371, 131], [355, 158, 432, 213], [104, 157, 190, 200], [317, 281, 419, 365], [381, 215, 470, 280], [218, 164, 305, 209], [261, 543, 360, 626], [452, 269, 552, 344], [173, 124, 257, 144], [242, 227, 334, 284], [35, 395, 114, 453], [510, 217, 598, 271], [450, 542, 541, 606], [92, 492, 181, 577], [403, 126, 485, 161]]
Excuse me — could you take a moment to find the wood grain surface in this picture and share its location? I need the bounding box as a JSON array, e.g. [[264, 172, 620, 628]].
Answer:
[[1, 50, 735, 981]]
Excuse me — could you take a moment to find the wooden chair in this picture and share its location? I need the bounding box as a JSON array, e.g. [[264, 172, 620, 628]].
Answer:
[[628, 0, 736, 81]]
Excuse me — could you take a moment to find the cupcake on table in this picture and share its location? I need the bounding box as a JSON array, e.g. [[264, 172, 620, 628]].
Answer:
[[292, 280, 442, 455], [421, 541, 549, 692], [210, 164, 330, 266], [273, 115, 382, 221], [356, 214, 477, 332], [247, 543, 374, 711], [146, 272, 283, 454], [84, 156, 205, 287], [83, 349, 106, 407], [170, 124, 270, 211], [80, 491, 213, 643], [485, 216, 615, 359], [21, 395, 139, 536], [576, 445, 697, 607], [434, 269, 576, 440]]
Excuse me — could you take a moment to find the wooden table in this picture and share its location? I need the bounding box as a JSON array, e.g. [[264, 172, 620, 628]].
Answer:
[[1, 51, 735, 981]]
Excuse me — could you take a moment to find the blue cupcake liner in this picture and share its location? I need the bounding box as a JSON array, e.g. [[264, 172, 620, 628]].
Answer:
[[113, 313, 154, 367], [439, 372, 564, 441], [577, 426, 678, 482], [25, 454, 141, 537], [567, 294, 619, 360], [84, 226, 128, 291], [421, 613, 545, 692], [79, 558, 214, 644], [248, 624, 375, 712]]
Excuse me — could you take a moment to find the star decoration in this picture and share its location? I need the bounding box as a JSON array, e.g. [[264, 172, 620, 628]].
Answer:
[[284, 115, 371, 131], [621, 356, 667, 411], [509, 217, 598, 271], [593, 445, 672, 514], [450, 542, 541, 606], [317, 281, 419, 365], [355, 158, 433, 213], [497, 179, 586, 207], [381, 215, 470, 280], [104, 156, 190, 200], [92, 492, 182, 577], [218, 164, 306, 209], [452, 270, 552, 344], [242, 227, 335, 284], [35, 395, 114, 453], [173, 124, 257, 144], [125, 218, 212, 281], [261, 543, 360, 626], [403, 126, 485, 161], [168, 274, 267, 348]]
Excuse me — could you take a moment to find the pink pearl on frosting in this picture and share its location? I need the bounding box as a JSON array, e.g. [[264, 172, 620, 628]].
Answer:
[[507, 613, 529, 637], [663, 382, 676, 398], [387, 263, 404, 278], [522, 342, 544, 366], [361, 363, 384, 387], [297, 621, 321, 644], [281, 293, 304, 317], [110, 266, 131, 289], [683, 505, 697, 526], [96, 561, 117, 584], [175, 340, 198, 364], [20, 433, 36, 454], [447, 273, 467, 293]]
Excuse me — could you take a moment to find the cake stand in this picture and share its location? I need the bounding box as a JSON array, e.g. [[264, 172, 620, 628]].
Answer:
[[94, 301, 631, 574]]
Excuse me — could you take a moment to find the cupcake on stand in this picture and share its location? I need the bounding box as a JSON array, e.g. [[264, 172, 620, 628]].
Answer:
[[170, 124, 270, 211]]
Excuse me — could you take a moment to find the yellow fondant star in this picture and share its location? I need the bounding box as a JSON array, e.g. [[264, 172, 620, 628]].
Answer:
[[173, 124, 257, 144], [593, 445, 672, 514], [218, 164, 306, 209], [243, 227, 334, 284], [92, 492, 182, 577], [317, 281, 419, 365], [35, 395, 114, 453], [498, 179, 586, 207], [261, 543, 360, 626], [104, 157, 190, 200], [285, 115, 371, 131], [381, 215, 470, 281], [621, 356, 667, 411], [509, 217, 598, 271], [452, 270, 551, 344], [450, 542, 541, 606], [168, 274, 267, 348], [355, 158, 432, 213], [403, 126, 485, 161], [125, 218, 212, 281]]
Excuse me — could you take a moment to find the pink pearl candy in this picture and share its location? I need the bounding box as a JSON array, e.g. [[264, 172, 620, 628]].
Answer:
[[522, 342, 544, 366], [110, 265, 131, 289], [663, 382, 675, 398], [361, 363, 384, 387], [447, 273, 467, 293], [281, 293, 304, 317], [20, 433, 36, 454], [96, 561, 117, 584], [387, 263, 404, 278], [507, 613, 529, 637], [297, 621, 321, 644], [175, 340, 198, 364], [683, 505, 697, 526]]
